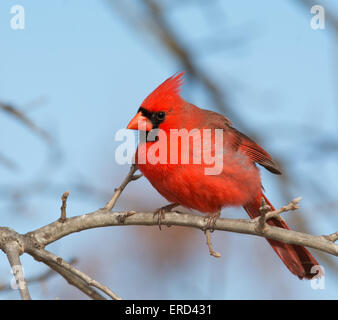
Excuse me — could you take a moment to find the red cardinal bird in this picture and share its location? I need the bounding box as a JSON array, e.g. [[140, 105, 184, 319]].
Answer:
[[127, 72, 319, 279]]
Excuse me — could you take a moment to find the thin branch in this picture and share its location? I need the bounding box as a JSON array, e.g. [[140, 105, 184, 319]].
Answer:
[[0, 102, 53, 143], [0, 153, 18, 171], [59, 191, 70, 222], [253, 197, 302, 226], [26, 247, 121, 300], [104, 163, 141, 210], [256, 197, 272, 232], [0, 229, 31, 300], [324, 231, 338, 243], [205, 230, 221, 258], [39, 258, 106, 300]]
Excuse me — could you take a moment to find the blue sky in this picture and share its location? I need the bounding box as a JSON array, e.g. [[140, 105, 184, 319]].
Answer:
[[0, 0, 337, 299]]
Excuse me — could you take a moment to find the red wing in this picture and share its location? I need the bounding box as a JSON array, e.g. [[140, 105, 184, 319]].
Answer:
[[229, 127, 281, 175], [202, 109, 281, 174]]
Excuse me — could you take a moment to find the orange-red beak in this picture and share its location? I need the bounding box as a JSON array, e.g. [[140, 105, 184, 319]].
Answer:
[[127, 112, 153, 131]]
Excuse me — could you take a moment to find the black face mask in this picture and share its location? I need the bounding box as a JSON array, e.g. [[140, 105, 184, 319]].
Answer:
[[138, 107, 166, 129]]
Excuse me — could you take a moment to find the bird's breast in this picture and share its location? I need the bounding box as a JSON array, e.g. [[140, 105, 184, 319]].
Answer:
[[136, 130, 261, 212]]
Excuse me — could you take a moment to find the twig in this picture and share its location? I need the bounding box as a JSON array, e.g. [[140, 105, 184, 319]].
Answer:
[[0, 102, 53, 143], [27, 248, 121, 300], [205, 230, 221, 258], [59, 191, 70, 222], [253, 197, 302, 227], [0, 153, 18, 171], [40, 258, 105, 300], [104, 163, 142, 210], [256, 197, 272, 233], [324, 231, 338, 243]]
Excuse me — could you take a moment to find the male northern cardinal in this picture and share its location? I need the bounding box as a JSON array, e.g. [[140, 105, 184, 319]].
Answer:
[[127, 72, 319, 279]]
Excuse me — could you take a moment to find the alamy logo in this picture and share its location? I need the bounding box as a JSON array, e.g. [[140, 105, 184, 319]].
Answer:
[[115, 124, 225, 175], [10, 5, 25, 30], [310, 5, 325, 30], [310, 265, 325, 290]]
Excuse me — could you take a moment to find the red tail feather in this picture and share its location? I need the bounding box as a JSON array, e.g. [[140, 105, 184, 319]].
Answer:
[[244, 194, 320, 279]]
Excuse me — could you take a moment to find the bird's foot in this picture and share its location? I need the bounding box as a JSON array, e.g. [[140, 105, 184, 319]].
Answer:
[[203, 211, 221, 232], [153, 203, 179, 230]]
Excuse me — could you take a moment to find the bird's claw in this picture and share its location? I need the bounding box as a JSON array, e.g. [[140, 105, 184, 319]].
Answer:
[[153, 208, 166, 230], [203, 212, 221, 232], [153, 203, 179, 230]]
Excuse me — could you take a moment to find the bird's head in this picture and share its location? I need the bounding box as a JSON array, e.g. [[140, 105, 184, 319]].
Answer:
[[127, 72, 185, 131]]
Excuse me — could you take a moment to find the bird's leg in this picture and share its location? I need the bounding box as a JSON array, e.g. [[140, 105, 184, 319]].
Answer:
[[153, 203, 180, 230], [203, 211, 221, 232]]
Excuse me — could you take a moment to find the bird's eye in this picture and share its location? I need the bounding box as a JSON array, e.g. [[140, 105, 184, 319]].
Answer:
[[156, 111, 165, 120]]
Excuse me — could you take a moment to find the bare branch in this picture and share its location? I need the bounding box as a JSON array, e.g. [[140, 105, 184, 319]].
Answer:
[[38, 258, 106, 300], [324, 231, 338, 243], [0, 153, 18, 171], [0, 168, 336, 300], [205, 230, 221, 258], [26, 248, 122, 300], [0, 102, 53, 143], [255, 197, 272, 233], [26, 206, 338, 257], [59, 191, 70, 222], [0, 228, 31, 300], [104, 163, 141, 210], [266, 197, 301, 220], [253, 197, 302, 235]]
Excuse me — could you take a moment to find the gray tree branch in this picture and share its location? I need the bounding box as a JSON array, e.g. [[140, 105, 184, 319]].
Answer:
[[0, 228, 31, 300], [0, 165, 337, 299]]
